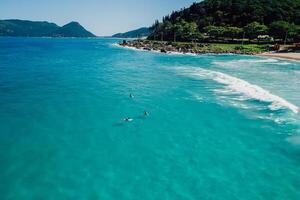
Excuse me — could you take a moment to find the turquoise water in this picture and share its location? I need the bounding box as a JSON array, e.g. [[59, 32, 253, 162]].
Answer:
[[0, 37, 300, 200]]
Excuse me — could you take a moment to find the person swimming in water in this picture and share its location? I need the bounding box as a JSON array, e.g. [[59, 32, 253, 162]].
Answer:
[[129, 93, 134, 98], [123, 117, 133, 122], [144, 111, 149, 117]]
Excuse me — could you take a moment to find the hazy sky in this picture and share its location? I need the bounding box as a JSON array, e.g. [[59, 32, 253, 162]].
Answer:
[[0, 0, 197, 36]]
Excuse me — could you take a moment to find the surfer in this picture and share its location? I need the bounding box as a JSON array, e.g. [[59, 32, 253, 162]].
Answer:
[[123, 117, 133, 122], [144, 111, 149, 117]]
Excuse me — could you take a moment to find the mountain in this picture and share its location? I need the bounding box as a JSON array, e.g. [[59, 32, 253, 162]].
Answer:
[[0, 19, 96, 37], [0, 20, 59, 37], [149, 0, 300, 42], [51, 22, 95, 37], [112, 27, 151, 38], [165, 0, 300, 28]]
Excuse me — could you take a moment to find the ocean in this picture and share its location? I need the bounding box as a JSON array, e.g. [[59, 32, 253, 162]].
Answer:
[[0, 37, 300, 200]]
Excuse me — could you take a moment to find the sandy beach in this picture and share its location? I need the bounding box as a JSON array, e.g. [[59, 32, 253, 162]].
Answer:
[[260, 52, 300, 61]]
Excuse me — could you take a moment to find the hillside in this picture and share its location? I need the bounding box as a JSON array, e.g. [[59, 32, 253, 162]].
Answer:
[[0, 19, 96, 37], [0, 20, 59, 37], [149, 0, 300, 42], [166, 0, 300, 28], [112, 27, 150, 38], [51, 22, 95, 37]]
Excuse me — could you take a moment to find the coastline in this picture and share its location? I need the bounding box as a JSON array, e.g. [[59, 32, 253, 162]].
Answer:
[[116, 43, 232, 56], [259, 52, 300, 61], [119, 40, 300, 61], [119, 39, 268, 55]]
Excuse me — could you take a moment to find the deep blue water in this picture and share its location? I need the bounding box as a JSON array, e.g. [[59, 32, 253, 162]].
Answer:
[[0, 37, 300, 200]]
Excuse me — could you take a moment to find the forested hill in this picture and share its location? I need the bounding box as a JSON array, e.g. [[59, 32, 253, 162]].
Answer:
[[112, 27, 150, 38], [0, 20, 96, 37], [167, 0, 300, 27], [51, 22, 95, 38], [149, 0, 300, 42]]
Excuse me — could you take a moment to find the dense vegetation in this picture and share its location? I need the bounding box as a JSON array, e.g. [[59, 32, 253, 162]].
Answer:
[[0, 20, 96, 37], [51, 22, 96, 37], [112, 27, 150, 38], [149, 0, 300, 43], [0, 20, 59, 37]]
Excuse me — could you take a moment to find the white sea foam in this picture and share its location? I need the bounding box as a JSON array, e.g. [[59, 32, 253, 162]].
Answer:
[[166, 51, 199, 56], [213, 58, 294, 68], [214, 59, 273, 66], [245, 58, 279, 63], [274, 62, 292, 65], [237, 58, 279, 63], [116, 44, 200, 56], [175, 67, 299, 114], [294, 71, 300, 75], [286, 135, 300, 145], [111, 43, 148, 52]]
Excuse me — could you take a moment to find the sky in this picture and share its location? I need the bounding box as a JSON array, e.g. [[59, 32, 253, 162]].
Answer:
[[0, 0, 197, 36]]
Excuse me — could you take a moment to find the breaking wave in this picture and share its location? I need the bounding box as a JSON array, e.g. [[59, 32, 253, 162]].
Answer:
[[175, 67, 299, 114], [212, 58, 295, 68]]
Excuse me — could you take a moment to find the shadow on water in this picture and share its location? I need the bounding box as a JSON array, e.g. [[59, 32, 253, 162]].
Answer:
[[113, 122, 125, 127], [134, 115, 148, 119], [279, 142, 300, 164]]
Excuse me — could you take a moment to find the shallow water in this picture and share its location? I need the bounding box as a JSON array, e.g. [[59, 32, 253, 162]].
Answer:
[[0, 37, 300, 200]]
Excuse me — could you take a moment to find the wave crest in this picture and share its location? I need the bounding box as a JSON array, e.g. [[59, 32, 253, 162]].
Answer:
[[175, 67, 299, 114]]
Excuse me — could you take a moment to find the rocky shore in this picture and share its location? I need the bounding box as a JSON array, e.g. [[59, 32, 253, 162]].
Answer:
[[119, 39, 266, 55]]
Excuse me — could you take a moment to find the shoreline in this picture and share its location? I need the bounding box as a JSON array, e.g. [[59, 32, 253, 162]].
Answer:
[[119, 39, 261, 55], [116, 43, 236, 57], [259, 53, 300, 61], [119, 40, 300, 61]]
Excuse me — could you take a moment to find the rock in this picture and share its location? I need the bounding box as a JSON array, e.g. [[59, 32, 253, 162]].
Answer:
[[119, 39, 259, 55]]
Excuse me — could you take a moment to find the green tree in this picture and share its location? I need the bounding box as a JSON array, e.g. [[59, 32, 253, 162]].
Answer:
[[164, 21, 174, 35], [151, 20, 173, 41], [148, 0, 300, 43], [181, 22, 203, 42], [243, 22, 268, 41], [173, 19, 185, 42], [223, 27, 243, 40], [149, 20, 162, 40], [269, 21, 298, 43], [293, 26, 300, 42], [203, 25, 226, 39]]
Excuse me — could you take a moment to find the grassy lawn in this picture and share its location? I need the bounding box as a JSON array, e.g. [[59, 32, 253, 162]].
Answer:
[[171, 42, 270, 53]]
